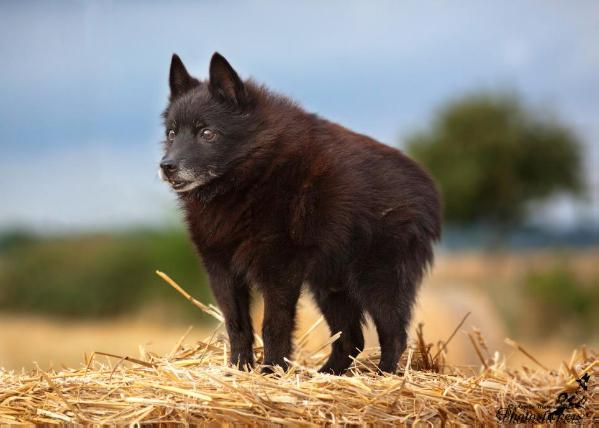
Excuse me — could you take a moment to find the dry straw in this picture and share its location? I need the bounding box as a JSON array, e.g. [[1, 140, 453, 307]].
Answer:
[[0, 271, 596, 425]]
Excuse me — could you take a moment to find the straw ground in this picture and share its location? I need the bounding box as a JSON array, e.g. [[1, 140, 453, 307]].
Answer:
[[0, 271, 596, 425]]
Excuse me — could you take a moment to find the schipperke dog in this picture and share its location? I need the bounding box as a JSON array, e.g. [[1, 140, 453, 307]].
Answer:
[[160, 52, 441, 375]]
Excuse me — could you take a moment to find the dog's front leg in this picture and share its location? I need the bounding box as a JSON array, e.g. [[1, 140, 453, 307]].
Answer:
[[261, 284, 302, 373], [205, 261, 254, 370]]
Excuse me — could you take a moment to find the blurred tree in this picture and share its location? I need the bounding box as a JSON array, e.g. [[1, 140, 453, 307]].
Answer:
[[406, 93, 583, 234]]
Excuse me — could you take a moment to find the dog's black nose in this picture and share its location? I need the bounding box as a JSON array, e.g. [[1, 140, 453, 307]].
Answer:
[[160, 159, 178, 176]]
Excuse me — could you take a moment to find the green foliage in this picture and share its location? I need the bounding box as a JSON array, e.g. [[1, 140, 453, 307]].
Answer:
[[521, 264, 598, 339], [489, 259, 598, 341], [406, 93, 583, 228], [525, 267, 590, 318], [0, 228, 212, 322], [0, 229, 36, 251]]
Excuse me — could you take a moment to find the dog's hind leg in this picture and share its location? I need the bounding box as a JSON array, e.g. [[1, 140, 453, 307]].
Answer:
[[359, 268, 415, 374], [370, 306, 409, 373]]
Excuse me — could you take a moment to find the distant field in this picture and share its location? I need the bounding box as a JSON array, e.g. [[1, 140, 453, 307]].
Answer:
[[0, 315, 213, 371]]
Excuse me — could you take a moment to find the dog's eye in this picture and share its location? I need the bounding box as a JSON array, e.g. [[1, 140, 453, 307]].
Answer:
[[200, 129, 216, 142], [167, 130, 176, 142]]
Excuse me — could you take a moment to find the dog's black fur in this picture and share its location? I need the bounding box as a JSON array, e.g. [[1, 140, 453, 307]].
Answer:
[[160, 52, 441, 374]]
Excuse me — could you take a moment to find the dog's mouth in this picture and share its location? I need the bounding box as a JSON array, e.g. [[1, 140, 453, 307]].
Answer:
[[169, 178, 202, 193], [158, 167, 216, 193], [169, 178, 188, 189], [158, 170, 199, 193]]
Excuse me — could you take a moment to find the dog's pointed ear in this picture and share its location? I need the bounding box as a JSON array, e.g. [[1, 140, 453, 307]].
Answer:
[[169, 54, 199, 100], [209, 52, 247, 107]]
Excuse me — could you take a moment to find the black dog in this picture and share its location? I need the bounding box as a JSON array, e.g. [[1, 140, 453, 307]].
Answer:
[[160, 52, 441, 374]]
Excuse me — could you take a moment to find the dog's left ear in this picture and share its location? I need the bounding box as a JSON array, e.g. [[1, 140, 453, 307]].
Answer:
[[209, 52, 247, 107], [169, 54, 200, 100]]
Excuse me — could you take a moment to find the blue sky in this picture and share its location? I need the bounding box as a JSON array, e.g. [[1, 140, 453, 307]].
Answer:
[[1, 1, 598, 231]]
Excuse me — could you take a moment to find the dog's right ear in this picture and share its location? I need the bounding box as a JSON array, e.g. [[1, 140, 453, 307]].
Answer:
[[169, 54, 200, 100], [209, 52, 247, 107]]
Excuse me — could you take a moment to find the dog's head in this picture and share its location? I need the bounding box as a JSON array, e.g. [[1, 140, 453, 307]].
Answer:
[[160, 53, 257, 193]]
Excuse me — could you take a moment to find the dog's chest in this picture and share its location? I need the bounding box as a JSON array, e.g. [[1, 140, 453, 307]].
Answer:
[[185, 193, 286, 251]]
